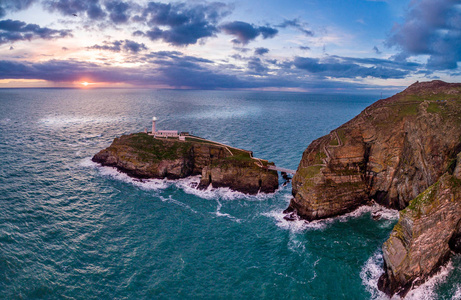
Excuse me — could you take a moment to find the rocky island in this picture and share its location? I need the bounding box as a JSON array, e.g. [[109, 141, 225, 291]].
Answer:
[[286, 80, 461, 297], [92, 133, 278, 194]]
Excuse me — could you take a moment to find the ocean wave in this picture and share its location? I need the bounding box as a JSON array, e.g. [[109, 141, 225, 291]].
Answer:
[[159, 195, 198, 214], [361, 250, 455, 300], [0, 118, 11, 125], [452, 285, 461, 300], [214, 199, 241, 222], [80, 157, 169, 190], [81, 157, 278, 201], [264, 202, 399, 233], [38, 116, 117, 126]]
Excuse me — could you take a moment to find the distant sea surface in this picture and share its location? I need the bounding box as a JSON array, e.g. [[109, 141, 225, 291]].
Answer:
[[1, 89, 460, 299]]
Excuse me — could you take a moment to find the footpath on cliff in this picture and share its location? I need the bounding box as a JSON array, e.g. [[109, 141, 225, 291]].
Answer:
[[286, 80, 461, 297], [92, 133, 279, 195]]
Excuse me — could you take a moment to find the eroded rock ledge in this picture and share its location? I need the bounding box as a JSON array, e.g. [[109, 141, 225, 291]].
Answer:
[[92, 133, 278, 194]]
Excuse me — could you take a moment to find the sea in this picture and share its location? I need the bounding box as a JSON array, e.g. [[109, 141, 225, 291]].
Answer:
[[0, 88, 460, 300]]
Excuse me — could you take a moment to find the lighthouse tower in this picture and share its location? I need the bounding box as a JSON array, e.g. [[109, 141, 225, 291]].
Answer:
[[152, 116, 157, 134]]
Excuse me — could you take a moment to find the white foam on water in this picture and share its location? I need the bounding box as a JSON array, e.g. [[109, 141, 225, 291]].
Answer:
[[80, 157, 169, 190], [176, 175, 276, 201], [405, 262, 453, 300], [452, 285, 461, 300], [335, 203, 399, 223], [82, 157, 276, 202], [159, 195, 197, 214], [38, 116, 116, 127], [262, 209, 327, 232], [265, 202, 398, 233], [287, 233, 306, 254], [361, 250, 455, 300], [213, 199, 241, 222], [79, 157, 98, 168], [360, 251, 388, 300]]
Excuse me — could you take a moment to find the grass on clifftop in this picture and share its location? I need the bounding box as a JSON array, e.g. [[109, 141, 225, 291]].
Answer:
[[114, 133, 192, 161], [113, 133, 259, 165]]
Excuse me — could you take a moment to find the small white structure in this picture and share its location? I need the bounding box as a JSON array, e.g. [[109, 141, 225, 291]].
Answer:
[[152, 116, 157, 133], [150, 116, 179, 138]]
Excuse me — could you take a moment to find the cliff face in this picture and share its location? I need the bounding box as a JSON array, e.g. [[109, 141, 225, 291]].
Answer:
[[92, 133, 278, 194], [378, 153, 461, 297], [289, 80, 461, 220]]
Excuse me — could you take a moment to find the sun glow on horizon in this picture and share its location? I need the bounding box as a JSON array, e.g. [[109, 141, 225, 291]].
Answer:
[[79, 81, 97, 88]]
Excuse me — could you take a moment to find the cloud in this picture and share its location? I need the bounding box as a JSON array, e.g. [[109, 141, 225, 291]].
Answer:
[[88, 39, 147, 53], [299, 46, 310, 51], [247, 57, 268, 73], [43, 0, 105, 19], [0, 19, 72, 45], [292, 56, 414, 79], [254, 47, 269, 55], [0, 57, 405, 93], [372, 46, 381, 55], [105, 0, 131, 24], [220, 21, 278, 44], [0, 0, 36, 18], [387, 0, 461, 70], [277, 19, 313, 36], [136, 1, 231, 46]]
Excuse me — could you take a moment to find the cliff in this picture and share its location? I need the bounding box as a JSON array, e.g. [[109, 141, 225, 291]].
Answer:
[[288, 80, 461, 220], [287, 80, 461, 297], [92, 133, 278, 194], [378, 153, 461, 296]]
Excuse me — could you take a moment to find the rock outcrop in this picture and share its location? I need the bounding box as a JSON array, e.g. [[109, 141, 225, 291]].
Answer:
[[287, 80, 461, 297], [92, 133, 278, 194], [378, 154, 461, 297], [288, 80, 461, 220]]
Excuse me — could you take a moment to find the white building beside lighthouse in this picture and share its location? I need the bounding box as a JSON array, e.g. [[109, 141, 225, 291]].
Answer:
[[150, 116, 180, 138]]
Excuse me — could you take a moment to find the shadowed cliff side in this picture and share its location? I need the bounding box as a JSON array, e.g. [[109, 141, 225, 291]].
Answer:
[[92, 133, 278, 194], [378, 153, 461, 297], [288, 80, 461, 220]]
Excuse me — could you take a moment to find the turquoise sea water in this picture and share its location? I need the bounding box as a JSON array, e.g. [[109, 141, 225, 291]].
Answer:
[[0, 89, 460, 299]]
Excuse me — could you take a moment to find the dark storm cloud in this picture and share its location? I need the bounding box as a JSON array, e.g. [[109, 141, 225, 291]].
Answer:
[[387, 0, 461, 70], [136, 1, 231, 46], [0, 19, 72, 45], [88, 39, 147, 53], [0, 0, 37, 18], [254, 47, 269, 55], [43, 0, 106, 19], [220, 21, 278, 44], [293, 56, 412, 79], [277, 19, 314, 36]]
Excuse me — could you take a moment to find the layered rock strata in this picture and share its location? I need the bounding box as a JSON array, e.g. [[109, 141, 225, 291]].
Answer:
[[92, 133, 278, 194], [378, 154, 461, 296], [287, 80, 461, 297], [288, 80, 461, 220]]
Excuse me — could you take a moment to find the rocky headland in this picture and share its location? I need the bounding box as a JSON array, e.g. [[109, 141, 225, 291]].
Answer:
[[286, 80, 461, 297], [92, 133, 278, 194]]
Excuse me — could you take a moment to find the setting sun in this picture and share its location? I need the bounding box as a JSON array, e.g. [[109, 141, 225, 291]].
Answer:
[[81, 81, 89, 86]]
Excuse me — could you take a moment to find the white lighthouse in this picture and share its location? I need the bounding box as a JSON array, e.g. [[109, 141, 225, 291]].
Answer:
[[152, 116, 157, 134]]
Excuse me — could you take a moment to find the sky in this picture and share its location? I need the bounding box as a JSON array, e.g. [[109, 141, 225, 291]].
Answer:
[[0, 0, 461, 93]]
